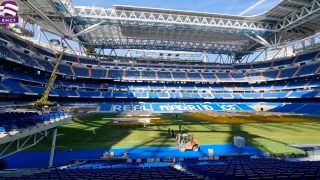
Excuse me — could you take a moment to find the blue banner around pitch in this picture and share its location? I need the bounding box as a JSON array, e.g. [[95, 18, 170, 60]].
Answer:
[[100, 102, 254, 112]]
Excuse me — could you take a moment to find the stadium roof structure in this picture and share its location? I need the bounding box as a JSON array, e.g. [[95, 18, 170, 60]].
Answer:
[[17, 0, 320, 56]]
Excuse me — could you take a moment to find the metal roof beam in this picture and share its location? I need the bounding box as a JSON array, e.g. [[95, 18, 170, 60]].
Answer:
[[74, 6, 274, 32], [278, 5, 302, 12], [277, 0, 320, 30], [245, 34, 271, 47], [263, 16, 283, 22], [96, 40, 245, 54], [70, 21, 105, 38], [21, 0, 68, 37], [288, 0, 311, 6]]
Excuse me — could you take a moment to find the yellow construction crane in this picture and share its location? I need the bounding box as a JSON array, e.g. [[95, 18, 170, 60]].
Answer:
[[36, 48, 65, 107]]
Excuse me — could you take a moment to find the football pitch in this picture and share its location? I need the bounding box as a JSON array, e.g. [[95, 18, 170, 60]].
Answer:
[[34, 113, 320, 156]]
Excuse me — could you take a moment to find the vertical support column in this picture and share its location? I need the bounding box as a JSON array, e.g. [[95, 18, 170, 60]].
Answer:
[[48, 128, 58, 168], [264, 49, 268, 61]]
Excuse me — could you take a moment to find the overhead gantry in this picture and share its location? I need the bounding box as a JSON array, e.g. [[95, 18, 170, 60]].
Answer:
[[17, 0, 320, 59]]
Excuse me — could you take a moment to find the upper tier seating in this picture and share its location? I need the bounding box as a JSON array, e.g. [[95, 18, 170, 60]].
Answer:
[[278, 67, 298, 79], [74, 66, 89, 77], [295, 62, 320, 77], [63, 54, 78, 63], [158, 71, 172, 79], [172, 72, 187, 80], [0, 44, 17, 60], [0, 43, 319, 82], [125, 70, 140, 79], [58, 64, 74, 76], [296, 51, 318, 63], [91, 68, 106, 78], [142, 71, 157, 79], [0, 73, 319, 100], [187, 72, 202, 80], [273, 57, 294, 66], [108, 70, 123, 79], [79, 57, 99, 65]]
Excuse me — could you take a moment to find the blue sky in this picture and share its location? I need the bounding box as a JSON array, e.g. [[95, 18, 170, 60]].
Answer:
[[73, 0, 281, 16]]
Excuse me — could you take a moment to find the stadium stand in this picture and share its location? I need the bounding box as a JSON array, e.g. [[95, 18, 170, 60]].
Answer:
[[270, 103, 320, 115], [8, 157, 320, 180], [183, 158, 320, 180], [1, 0, 320, 179], [0, 111, 70, 139]]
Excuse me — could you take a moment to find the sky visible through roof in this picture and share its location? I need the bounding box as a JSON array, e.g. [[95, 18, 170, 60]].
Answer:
[[38, 0, 282, 61], [73, 0, 281, 16]]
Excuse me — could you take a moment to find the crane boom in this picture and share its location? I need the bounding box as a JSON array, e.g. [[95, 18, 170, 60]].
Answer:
[[36, 49, 65, 106]]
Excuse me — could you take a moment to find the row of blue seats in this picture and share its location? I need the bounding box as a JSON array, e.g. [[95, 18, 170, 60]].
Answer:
[[1, 69, 319, 91], [63, 62, 320, 81], [0, 45, 319, 82], [68, 162, 169, 170], [11, 166, 203, 180], [0, 79, 319, 99], [1, 32, 319, 71], [80, 50, 319, 69], [10, 158, 320, 180], [0, 111, 69, 133], [184, 158, 320, 180], [269, 103, 320, 115]]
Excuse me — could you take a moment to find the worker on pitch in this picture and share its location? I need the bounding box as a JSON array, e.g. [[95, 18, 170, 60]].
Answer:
[[92, 129, 96, 140], [171, 129, 175, 138]]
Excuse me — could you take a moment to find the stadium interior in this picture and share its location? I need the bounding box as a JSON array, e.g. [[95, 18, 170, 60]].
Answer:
[[0, 0, 320, 179]]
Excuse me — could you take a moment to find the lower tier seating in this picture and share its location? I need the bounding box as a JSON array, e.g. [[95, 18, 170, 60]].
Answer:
[[8, 158, 320, 180]]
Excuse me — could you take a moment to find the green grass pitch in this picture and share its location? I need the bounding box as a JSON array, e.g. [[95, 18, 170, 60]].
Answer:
[[32, 113, 320, 156]]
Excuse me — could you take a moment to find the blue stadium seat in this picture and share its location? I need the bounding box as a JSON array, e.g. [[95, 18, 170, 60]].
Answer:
[[172, 72, 187, 80], [187, 72, 202, 80], [252, 61, 272, 69], [108, 69, 123, 79], [295, 62, 320, 77], [91, 68, 106, 78], [2, 79, 29, 93], [263, 70, 279, 81], [63, 54, 78, 63], [216, 73, 232, 81], [296, 51, 318, 63], [142, 71, 156, 79], [79, 57, 98, 65], [269, 103, 320, 114], [157, 71, 172, 80], [78, 91, 101, 97], [278, 67, 298, 79], [263, 92, 288, 98], [113, 91, 129, 98], [134, 91, 148, 98], [74, 66, 89, 77], [58, 64, 74, 76], [125, 70, 140, 79], [36, 59, 54, 72], [273, 57, 294, 67], [241, 92, 260, 99]]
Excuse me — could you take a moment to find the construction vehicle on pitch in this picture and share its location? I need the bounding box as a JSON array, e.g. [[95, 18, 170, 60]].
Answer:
[[176, 133, 199, 152]]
